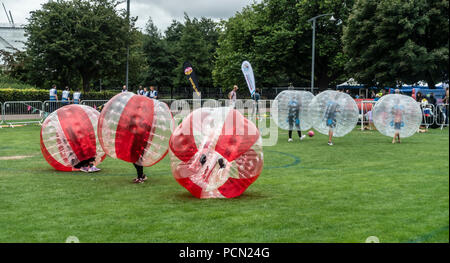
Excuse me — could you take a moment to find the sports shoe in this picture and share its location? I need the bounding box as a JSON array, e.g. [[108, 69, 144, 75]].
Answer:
[[80, 167, 90, 173], [328, 142, 333, 146], [288, 138, 293, 142], [89, 166, 101, 172], [133, 178, 144, 184], [141, 175, 148, 181], [300, 135, 306, 141]]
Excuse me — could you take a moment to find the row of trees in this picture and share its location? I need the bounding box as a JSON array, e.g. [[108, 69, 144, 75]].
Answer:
[[0, 0, 448, 95]]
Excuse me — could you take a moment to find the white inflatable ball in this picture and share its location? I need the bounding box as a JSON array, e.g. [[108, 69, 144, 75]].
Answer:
[[373, 94, 422, 138], [273, 90, 314, 131], [308, 90, 359, 137]]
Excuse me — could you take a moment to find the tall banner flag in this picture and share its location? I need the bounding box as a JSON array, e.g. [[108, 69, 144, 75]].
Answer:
[[183, 61, 200, 97], [241, 61, 256, 96]]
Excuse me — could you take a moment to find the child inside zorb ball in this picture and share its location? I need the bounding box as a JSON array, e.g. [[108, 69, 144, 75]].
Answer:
[[169, 107, 264, 198], [308, 90, 359, 145], [273, 90, 314, 142], [40, 104, 105, 172], [372, 94, 422, 143], [98, 92, 174, 183]]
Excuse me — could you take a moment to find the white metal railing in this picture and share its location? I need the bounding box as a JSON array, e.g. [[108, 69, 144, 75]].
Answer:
[[434, 103, 449, 129], [0, 99, 447, 130], [358, 100, 376, 131], [80, 100, 109, 110], [420, 104, 436, 128], [2, 101, 43, 127], [42, 100, 70, 114]]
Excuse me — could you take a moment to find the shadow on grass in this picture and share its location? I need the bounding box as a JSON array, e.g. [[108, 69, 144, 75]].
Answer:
[[171, 190, 268, 202]]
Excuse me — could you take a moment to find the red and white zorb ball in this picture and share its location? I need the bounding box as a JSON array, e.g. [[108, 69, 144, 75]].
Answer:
[[98, 92, 174, 166], [169, 107, 264, 199], [40, 105, 105, 171]]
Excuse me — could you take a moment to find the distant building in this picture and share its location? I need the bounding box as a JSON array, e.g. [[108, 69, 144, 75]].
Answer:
[[0, 23, 26, 65]]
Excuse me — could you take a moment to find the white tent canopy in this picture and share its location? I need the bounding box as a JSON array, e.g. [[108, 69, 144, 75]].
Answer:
[[337, 78, 361, 86]]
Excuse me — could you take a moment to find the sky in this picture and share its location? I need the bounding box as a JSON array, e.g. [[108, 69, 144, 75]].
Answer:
[[0, 0, 258, 32]]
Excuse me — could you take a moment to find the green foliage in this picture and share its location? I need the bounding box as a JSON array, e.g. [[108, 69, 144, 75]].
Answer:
[[141, 18, 175, 87], [141, 14, 220, 91], [213, 0, 353, 93], [24, 0, 132, 91], [343, 0, 449, 88], [0, 74, 36, 89]]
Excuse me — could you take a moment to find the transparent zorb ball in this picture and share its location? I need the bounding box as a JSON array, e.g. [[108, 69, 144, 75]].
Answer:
[[40, 104, 105, 171], [98, 92, 174, 166], [308, 90, 359, 137], [373, 94, 422, 138], [273, 90, 314, 131], [169, 107, 264, 199]]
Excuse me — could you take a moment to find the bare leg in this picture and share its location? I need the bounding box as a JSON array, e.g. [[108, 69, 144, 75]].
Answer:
[[328, 129, 333, 144]]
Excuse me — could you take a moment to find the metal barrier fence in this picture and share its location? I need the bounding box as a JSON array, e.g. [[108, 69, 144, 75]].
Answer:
[[420, 104, 436, 128], [42, 100, 70, 114], [435, 103, 449, 129], [80, 100, 109, 110], [359, 100, 376, 131], [0, 99, 448, 129], [2, 101, 43, 127]]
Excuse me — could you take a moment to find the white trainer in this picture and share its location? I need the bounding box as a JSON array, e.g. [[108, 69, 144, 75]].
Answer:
[[300, 135, 306, 141], [89, 166, 101, 172], [288, 138, 293, 142]]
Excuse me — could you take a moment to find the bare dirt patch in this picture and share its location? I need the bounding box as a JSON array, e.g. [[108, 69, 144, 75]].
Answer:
[[0, 155, 34, 160]]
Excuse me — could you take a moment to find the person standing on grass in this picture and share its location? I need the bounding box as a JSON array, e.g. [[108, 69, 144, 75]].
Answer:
[[391, 99, 404, 144], [143, 87, 149, 97], [121, 85, 128, 93], [229, 85, 238, 104], [287, 95, 306, 142], [428, 92, 437, 106], [132, 164, 148, 184], [324, 100, 340, 146], [415, 91, 423, 103], [73, 90, 81, 104], [49, 84, 58, 112], [252, 88, 261, 118], [137, 86, 144, 95], [61, 86, 70, 105], [149, 86, 158, 99]]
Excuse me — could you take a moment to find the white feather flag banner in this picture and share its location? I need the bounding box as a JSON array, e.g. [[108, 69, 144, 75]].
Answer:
[[241, 61, 256, 96]]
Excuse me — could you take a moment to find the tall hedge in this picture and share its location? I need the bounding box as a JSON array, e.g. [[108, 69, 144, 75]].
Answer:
[[0, 88, 118, 102]]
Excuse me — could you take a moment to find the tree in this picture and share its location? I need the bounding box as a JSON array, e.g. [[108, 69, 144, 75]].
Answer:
[[213, 0, 353, 94], [141, 18, 175, 87], [297, 0, 354, 90], [25, 0, 132, 91], [343, 0, 449, 88], [170, 14, 220, 89]]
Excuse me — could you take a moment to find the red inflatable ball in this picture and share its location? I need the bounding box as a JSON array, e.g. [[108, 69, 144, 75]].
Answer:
[[98, 92, 174, 166], [169, 107, 264, 199], [40, 104, 106, 171]]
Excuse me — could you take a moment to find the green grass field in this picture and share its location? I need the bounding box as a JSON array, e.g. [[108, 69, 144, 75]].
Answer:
[[0, 124, 448, 243]]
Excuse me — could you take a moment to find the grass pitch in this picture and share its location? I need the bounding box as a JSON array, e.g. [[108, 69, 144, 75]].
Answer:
[[0, 124, 448, 243]]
